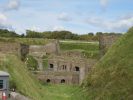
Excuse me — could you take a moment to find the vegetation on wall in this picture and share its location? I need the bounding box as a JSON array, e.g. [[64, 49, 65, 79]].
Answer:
[[26, 55, 38, 70], [42, 55, 48, 70]]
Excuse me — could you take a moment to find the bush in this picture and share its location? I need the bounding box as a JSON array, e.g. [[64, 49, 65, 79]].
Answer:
[[26, 55, 38, 70]]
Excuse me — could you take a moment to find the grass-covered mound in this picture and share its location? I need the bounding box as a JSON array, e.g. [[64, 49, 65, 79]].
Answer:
[[80, 27, 133, 100], [0, 54, 45, 100]]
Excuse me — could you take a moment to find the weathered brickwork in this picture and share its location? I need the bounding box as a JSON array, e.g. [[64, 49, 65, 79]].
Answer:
[[37, 55, 97, 84], [99, 34, 121, 55]]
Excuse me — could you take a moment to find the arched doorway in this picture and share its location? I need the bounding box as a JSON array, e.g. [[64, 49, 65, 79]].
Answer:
[[46, 79, 51, 83], [61, 79, 65, 83]]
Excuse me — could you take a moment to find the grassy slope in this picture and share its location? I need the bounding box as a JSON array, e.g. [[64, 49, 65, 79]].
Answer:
[[78, 28, 133, 100], [0, 54, 80, 100], [0, 54, 44, 100], [60, 41, 99, 59]]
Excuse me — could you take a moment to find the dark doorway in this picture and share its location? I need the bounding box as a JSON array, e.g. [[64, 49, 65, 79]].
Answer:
[[50, 64, 54, 68], [46, 79, 51, 83], [75, 66, 80, 71], [61, 79, 65, 83]]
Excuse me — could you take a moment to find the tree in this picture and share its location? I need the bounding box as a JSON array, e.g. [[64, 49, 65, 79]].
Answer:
[[0, 29, 19, 37], [88, 32, 94, 36]]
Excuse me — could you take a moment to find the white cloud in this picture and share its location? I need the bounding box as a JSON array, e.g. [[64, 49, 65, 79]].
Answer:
[[58, 12, 72, 21], [29, 26, 41, 32], [53, 26, 65, 31], [100, 0, 108, 9], [0, 13, 7, 22], [6, 0, 20, 10], [0, 13, 12, 30], [86, 15, 133, 32]]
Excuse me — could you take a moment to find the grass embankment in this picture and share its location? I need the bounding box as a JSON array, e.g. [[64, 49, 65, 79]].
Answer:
[[72, 28, 133, 100], [0, 54, 44, 100], [0, 54, 81, 100], [60, 41, 99, 59], [0, 37, 53, 45]]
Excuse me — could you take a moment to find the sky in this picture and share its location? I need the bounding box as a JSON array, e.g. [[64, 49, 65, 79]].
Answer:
[[0, 0, 133, 34]]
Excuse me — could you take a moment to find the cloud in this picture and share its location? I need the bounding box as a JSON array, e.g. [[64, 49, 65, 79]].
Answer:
[[85, 15, 133, 32], [57, 12, 72, 21], [6, 0, 20, 10], [0, 13, 13, 30], [53, 26, 65, 31], [100, 0, 108, 7], [100, 0, 108, 9], [29, 26, 41, 32], [0, 13, 7, 21]]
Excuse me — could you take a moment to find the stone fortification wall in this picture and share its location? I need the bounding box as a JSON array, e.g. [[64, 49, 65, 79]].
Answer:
[[29, 40, 60, 57], [0, 42, 29, 60], [40, 55, 97, 84], [0, 42, 20, 55], [99, 34, 121, 55], [60, 50, 85, 58], [37, 71, 79, 85]]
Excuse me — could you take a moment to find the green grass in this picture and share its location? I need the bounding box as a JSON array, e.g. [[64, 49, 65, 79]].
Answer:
[[60, 41, 100, 59], [42, 84, 81, 100], [0, 54, 44, 100], [75, 28, 133, 100], [60, 41, 99, 51], [0, 37, 53, 45]]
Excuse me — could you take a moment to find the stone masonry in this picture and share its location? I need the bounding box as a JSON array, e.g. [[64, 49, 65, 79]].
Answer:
[[37, 55, 97, 84], [99, 34, 121, 56]]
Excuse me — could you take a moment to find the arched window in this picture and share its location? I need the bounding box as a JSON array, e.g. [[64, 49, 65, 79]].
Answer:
[[61, 79, 65, 83], [75, 66, 80, 71], [46, 79, 51, 83]]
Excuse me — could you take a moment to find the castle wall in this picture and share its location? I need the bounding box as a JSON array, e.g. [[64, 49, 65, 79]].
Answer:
[[37, 71, 79, 85], [0, 42, 29, 60], [45, 56, 97, 84], [29, 40, 60, 57], [99, 34, 121, 55], [0, 42, 20, 55]]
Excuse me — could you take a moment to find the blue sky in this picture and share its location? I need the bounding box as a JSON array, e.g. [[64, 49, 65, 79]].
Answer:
[[0, 0, 133, 34]]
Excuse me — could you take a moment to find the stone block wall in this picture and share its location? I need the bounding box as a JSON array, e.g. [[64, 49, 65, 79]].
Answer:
[[41, 56, 97, 84], [29, 40, 60, 57], [37, 71, 79, 85], [99, 34, 121, 56], [0, 42, 20, 55]]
